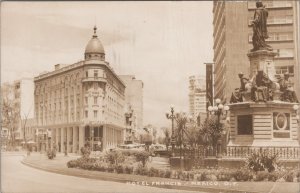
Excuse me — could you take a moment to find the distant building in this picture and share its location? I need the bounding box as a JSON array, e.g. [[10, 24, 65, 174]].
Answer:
[[1, 78, 34, 144], [34, 26, 125, 153], [213, 0, 300, 102], [189, 75, 206, 122], [119, 75, 143, 143]]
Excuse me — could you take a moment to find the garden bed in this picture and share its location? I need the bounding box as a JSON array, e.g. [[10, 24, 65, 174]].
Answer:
[[67, 149, 300, 183]]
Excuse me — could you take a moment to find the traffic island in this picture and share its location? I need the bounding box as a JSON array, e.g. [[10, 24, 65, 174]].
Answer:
[[21, 153, 300, 193]]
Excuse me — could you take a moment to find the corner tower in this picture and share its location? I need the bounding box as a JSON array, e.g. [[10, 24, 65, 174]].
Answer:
[[84, 26, 105, 61]]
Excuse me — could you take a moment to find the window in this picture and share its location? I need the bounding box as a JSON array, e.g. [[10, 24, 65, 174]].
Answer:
[[86, 71, 88, 77], [85, 97, 88, 104], [85, 111, 88, 118], [94, 70, 98, 78], [237, 115, 253, 135], [249, 32, 293, 42], [275, 48, 294, 58], [275, 66, 294, 76], [94, 110, 98, 118], [94, 96, 97, 104]]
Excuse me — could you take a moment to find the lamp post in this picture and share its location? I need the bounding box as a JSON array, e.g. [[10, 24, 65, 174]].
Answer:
[[208, 98, 229, 158], [166, 105, 175, 156]]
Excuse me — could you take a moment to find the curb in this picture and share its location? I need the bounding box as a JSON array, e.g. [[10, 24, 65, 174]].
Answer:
[[21, 159, 265, 193]]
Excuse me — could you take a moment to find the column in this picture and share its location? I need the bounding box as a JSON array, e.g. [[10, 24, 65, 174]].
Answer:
[[73, 127, 78, 153], [79, 126, 85, 152], [113, 129, 115, 147], [51, 129, 55, 150], [67, 127, 71, 153], [103, 126, 107, 150], [61, 127, 65, 153], [55, 128, 59, 151]]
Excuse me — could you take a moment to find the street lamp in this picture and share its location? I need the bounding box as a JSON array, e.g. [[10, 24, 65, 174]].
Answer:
[[166, 104, 175, 156], [208, 98, 230, 158]]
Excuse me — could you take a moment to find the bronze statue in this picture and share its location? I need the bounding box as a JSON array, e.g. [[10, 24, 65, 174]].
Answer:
[[251, 70, 273, 101], [238, 72, 249, 91], [230, 88, 242, 103], [279, 73, 299, 103], [251, 2, 272, 52]]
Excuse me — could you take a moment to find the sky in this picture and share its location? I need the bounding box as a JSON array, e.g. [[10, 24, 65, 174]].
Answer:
[[1, 1, 213, 128]]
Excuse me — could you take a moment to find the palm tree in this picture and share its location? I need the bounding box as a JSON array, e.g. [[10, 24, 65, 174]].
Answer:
[[199, 116, 223, 156]]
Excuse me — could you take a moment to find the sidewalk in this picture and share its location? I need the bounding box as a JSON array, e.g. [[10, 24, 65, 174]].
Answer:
[[21, 153, 299, 193]]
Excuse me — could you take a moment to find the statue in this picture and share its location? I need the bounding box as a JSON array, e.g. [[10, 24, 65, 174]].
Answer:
[[251, 70, 273, 102], [238, 72, 249, 91], [279, 73, 299, 103], [230, 88, 242, 103], [251, 1, 272, 52]]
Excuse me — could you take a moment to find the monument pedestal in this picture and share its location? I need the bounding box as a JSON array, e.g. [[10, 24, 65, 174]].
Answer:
[[247, 50, 277, 80], [226, 101, 299, 159]]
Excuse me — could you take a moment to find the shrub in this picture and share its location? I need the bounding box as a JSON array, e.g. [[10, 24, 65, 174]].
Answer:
[[268, 172, 280, 182], [134, 151, 150, 167], [115, 165, 124, 174], [283, 171, 294, 182], [217, 170, 234, 181], [246, 151, 278, 172], [107, 165, 115, 173], [233, 170, 253, 181], [158, 169, 165, 178], [135, 163, 148, 176], [105, 151, 125, 166], [124, 165, 134, 174], [80, 144, 91, 158], [148, 167, 159, 177], [67, 159, 78, 168], [255, 171, 269, 181], [164, 170, 171, 178], [47, 149, 56, 159]]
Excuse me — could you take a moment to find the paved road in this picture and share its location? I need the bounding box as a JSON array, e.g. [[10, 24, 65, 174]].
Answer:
[[1, 154, 199, 193]]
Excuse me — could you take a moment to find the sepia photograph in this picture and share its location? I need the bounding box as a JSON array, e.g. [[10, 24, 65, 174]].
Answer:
[[1, 1, 300, 193]]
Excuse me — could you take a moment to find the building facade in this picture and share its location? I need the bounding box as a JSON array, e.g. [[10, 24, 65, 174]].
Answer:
[[213, 0, 299, 102], [119, 75, 143, 143], [34, 27, 125, 153], [189, 75, 207, 121]]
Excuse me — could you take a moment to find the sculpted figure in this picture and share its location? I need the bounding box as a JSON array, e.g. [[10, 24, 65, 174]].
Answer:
[[238, 72, 249, 91], [251, 2, 272, 51], [251, 70, 273, 102], [230, 88, 242, 103], [279, 73, 299, 103]]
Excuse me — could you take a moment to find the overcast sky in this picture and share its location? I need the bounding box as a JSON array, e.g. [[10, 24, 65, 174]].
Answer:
[[1, 1, 213, 128]]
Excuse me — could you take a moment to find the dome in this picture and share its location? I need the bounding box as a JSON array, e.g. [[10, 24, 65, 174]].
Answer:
[[84, 26, 105, 60]]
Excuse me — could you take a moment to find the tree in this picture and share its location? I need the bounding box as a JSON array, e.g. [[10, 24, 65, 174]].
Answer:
[[199, 115, 224, 154], [162, 128, 171, 151], [1, 86, 19, 149]]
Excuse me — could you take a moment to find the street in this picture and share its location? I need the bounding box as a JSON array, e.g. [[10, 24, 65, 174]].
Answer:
[[1, 154, 198, 193]]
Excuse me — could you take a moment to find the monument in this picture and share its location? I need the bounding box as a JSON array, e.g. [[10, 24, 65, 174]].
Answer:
[[225, 1, 299, 165]]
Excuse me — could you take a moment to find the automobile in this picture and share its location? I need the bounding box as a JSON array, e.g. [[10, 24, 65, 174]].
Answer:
[[150, 144, 170, 157], [117, 143, 145, 150]]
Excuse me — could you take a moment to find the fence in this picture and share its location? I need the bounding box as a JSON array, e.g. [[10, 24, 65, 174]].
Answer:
[[225, 146, 300, 159]]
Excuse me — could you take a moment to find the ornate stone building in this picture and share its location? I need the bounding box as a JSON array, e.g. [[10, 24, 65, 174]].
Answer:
[[34, 27, 125, 153]]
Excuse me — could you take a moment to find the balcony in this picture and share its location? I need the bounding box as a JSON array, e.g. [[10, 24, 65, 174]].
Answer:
[[82, 77, 107, 83]]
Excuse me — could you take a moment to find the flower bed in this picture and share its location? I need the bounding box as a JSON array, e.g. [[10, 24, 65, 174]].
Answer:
[[67, 157, 300, 182]]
